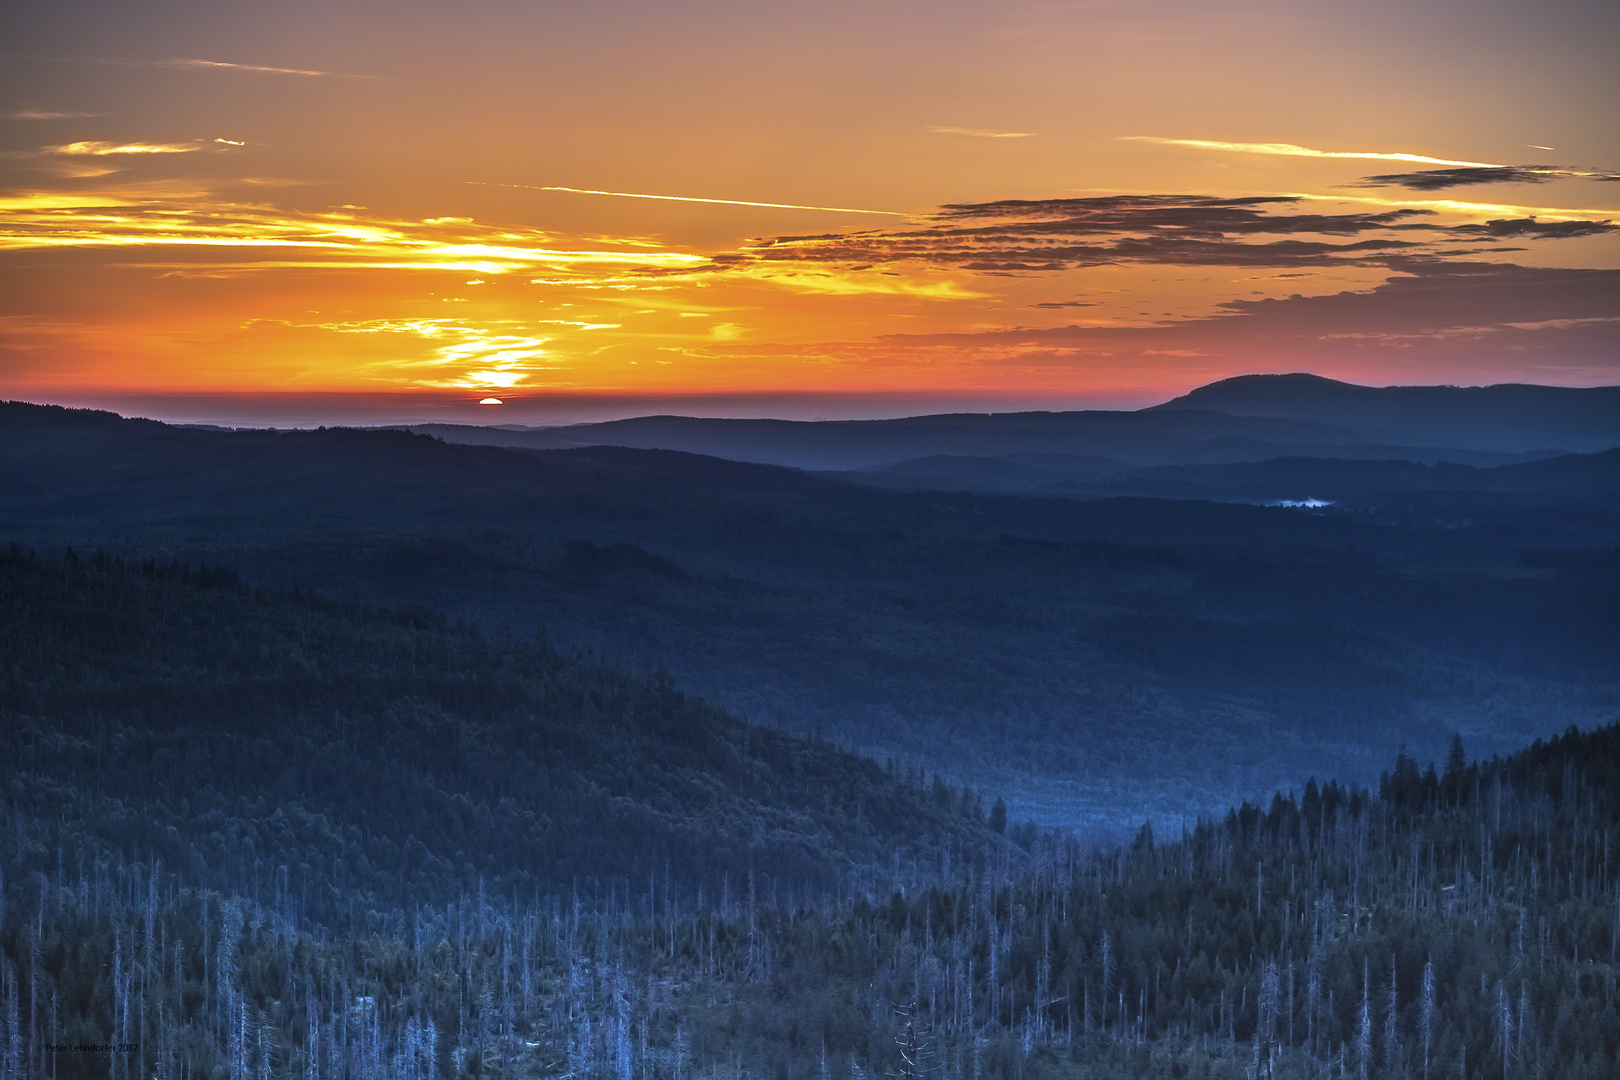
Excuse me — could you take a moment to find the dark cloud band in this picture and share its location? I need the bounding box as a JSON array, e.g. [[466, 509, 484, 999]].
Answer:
[[681, 193, 1609, 282], [1357, 166, 1620, 190]]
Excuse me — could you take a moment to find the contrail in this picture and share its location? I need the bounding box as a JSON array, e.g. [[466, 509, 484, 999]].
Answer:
[[154, 57, 378, 78], [929, 126, 1036, 138], [473, 181, 905, 216], [1120, 137, 1501, 169]]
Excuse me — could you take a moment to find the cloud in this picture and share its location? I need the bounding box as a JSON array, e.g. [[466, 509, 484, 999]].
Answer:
[[46, 140, 209, 156], [930, 196, 1431, 235], [646, 190, 1618, 301], [284, 317, 566, 389], [232, 177, 324, 187], [1306, 189, 1620, 226], [0, 182, 210, 211], [841, 260, 1620, 380], [1447, 218, 1616, 240], [3, 110, 105, 120], [1357, 166, 1620, 190], [682, 195, 1443, 279], [0, 189, 707, 278], [1215, 259, 1620, 333], [0, 138, 242, 180], [928, 126, 1036, 138], [697, 264, 982, 298]]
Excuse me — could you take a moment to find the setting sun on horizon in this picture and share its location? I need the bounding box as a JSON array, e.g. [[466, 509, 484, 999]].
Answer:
[[3, 0, 1617, 425]]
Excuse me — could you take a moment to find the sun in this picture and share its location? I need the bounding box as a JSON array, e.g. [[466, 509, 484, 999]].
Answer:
[[478, 397, 503, 406]]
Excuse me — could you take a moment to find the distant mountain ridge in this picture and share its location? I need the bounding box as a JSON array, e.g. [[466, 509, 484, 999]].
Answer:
[[402, 408, 1366, 471], [397, 373, 1620, 467], [1151, 372, 1620, 453]]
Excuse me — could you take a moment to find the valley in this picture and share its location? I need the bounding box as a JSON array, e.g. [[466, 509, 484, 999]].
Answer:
[[2, 374, 1617, 1078]]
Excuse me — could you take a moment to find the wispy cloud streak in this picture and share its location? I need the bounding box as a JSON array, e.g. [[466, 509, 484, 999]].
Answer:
[[1122, 136, 1501, 169], [47, 140, 208, 156], [3, 110, 105, 120], [478, 182, 906, 216], [1296, 190, 1620, 224], [0, 191, 706, 276], [20, 55, 381, 79], [152, 58, 379, 78], [929, 126, 1035, 138]]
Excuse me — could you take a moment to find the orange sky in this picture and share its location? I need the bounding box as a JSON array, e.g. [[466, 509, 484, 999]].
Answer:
[[3, 0, 1618, 422]]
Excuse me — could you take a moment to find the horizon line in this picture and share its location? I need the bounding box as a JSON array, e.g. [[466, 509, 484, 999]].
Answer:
[[8, 373, 1619, 430]]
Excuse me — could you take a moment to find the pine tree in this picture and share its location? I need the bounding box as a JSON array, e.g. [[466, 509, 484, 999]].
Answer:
[[1495, 979, 1514, 1080], [1444, 733, 1468, 807], [1420, 956, 1435, 1080], [1256, 960, 1280, 1079], [1356, 957, 1372, 1080], [1100, 930, 1115, 1031], [2, 958, 19, 1080], [305, 994, 321, 1080], [989, 798, 1007, 836], [1382, 953, 1400, 1074]]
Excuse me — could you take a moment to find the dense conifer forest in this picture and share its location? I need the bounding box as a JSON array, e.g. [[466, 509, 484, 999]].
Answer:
[[4, 546, 1619, 1078], [2, 546, 996, 912]]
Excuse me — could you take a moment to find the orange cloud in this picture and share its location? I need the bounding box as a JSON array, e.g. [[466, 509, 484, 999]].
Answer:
[[0, 191, 706, 278], [48, 140, 208, 156]]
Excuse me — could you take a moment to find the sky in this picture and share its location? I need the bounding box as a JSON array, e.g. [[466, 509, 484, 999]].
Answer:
[[3, 0, 1618, 425]]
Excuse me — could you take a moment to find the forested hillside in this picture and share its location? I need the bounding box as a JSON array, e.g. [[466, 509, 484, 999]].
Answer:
[[5, 604, 1615, 1080], [1, 545, 999, 921]]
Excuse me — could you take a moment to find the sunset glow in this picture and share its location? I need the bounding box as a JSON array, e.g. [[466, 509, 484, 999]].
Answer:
[[3, 0, 1616, 423]]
